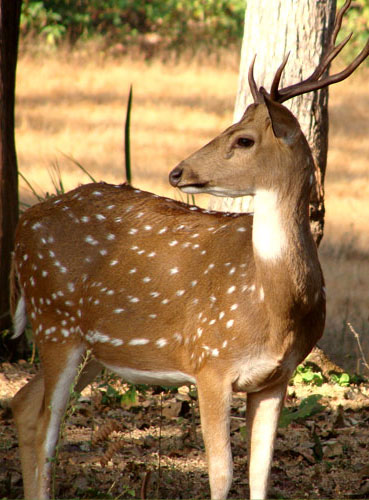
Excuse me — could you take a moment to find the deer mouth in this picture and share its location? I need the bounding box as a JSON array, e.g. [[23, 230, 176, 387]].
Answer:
[[181, 183, 251, 198], [180, 183, 209, 194]]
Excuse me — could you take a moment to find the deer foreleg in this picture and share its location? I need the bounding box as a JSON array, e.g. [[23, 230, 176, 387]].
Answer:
[[197, 374, 233, 500], [246, 382, 287, 500]]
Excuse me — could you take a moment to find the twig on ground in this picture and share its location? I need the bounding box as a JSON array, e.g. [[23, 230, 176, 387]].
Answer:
[[141, 470, 151, 500], [347, 322, 369, 371]]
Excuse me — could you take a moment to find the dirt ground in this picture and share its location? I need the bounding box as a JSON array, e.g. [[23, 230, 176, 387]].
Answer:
[[2, 361, 369, 499]]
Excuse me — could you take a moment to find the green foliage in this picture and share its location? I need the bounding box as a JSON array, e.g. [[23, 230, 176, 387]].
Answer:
[[293, 364, 324, 386], [329, 372, 351, 387], [20, 0, 245, 53], [97, 372, 147, 406], [279, 394, 325, 428], [337, 0, 369, 63]]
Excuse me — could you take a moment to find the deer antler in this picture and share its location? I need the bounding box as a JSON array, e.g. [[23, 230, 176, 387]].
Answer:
[[250, 0, 369, 104]]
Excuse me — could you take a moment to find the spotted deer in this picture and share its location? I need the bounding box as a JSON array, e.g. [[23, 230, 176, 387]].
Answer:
[[11, 2, 369, 498]]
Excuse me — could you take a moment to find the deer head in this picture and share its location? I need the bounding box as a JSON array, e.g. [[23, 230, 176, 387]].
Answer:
[[170, 98, 313, 200]]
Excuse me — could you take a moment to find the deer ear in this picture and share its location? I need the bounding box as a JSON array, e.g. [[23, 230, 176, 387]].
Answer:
[[262, 92, 300, 145]]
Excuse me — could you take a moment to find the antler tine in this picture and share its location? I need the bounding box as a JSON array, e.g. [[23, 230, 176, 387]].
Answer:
[[248, 55, 263, 103], [308, 0, 352, 81], [307, 0, 353, 82], [269, 52, 290, 101], [308, 33, 352, 82], [277, 35, 369, 103], [332, 0, 351, 45], [271, 0, 369, 104]]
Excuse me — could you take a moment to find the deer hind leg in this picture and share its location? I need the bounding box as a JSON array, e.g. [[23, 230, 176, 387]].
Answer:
[[197, 372, 233, 500], [246, 381, 288, 500], [12, 371, 45, 500], [13, 344, 85, 500]]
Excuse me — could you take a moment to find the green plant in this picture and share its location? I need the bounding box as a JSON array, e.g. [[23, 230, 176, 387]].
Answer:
[[293, 364, 324, 386], [124, 85, 133, 184], [279, 394, 325, 428], [97, 372, 148, 407], [329, 372, 351, 387]]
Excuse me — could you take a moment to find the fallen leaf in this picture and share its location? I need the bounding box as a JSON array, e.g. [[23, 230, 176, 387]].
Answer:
[[162, 402, 182, 418]]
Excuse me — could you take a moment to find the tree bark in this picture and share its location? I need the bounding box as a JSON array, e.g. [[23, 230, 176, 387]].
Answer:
[[210, 0, 336, 246], [0, 0, 21, 335]]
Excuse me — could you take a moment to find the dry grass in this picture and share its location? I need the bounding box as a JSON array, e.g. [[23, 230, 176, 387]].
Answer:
[[15, 47, 369, 371], [16, 48, 238, 203]]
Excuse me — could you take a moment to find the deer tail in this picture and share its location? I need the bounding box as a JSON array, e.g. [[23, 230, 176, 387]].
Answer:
[[10, 255, 27, 339]]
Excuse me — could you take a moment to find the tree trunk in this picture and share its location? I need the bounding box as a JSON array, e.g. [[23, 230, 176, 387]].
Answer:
[[210, 0, 336, 246], [0, 0, 21, 336]]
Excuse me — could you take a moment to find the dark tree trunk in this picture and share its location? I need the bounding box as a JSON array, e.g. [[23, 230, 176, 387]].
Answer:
[[0, 1, 21, 343]]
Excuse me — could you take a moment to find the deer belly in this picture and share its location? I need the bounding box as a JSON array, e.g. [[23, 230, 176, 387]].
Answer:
[[232, 355, 291, 393], [101, 362, 196, 386]]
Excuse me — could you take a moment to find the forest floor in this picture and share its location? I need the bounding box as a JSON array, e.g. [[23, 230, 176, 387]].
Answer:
[[2, 360, 369, 499]]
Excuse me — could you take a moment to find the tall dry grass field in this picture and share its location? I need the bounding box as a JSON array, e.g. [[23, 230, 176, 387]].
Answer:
[[15, 48, 369, 371]]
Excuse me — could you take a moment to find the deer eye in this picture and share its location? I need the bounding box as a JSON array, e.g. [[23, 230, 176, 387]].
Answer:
[[236, 137, 255, 148]]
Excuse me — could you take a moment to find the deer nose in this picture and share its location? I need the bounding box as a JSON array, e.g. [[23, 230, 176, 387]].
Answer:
[[169, 165, 183, 187]]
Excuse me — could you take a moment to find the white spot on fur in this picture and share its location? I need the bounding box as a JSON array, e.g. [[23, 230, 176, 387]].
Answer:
[[129, 338, 149, 346], [156, 338, 168, 348], [85, 235, 98, 246]]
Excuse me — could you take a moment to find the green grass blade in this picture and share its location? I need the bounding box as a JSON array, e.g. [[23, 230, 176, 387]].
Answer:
[[18, 171, 45, 202], [124, 85, 133, 185], [49, 162, 65, 195], [61, 153, 97, 183]]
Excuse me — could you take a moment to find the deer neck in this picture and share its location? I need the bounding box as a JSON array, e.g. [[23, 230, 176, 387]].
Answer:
[[252, 186, 321, 318]]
